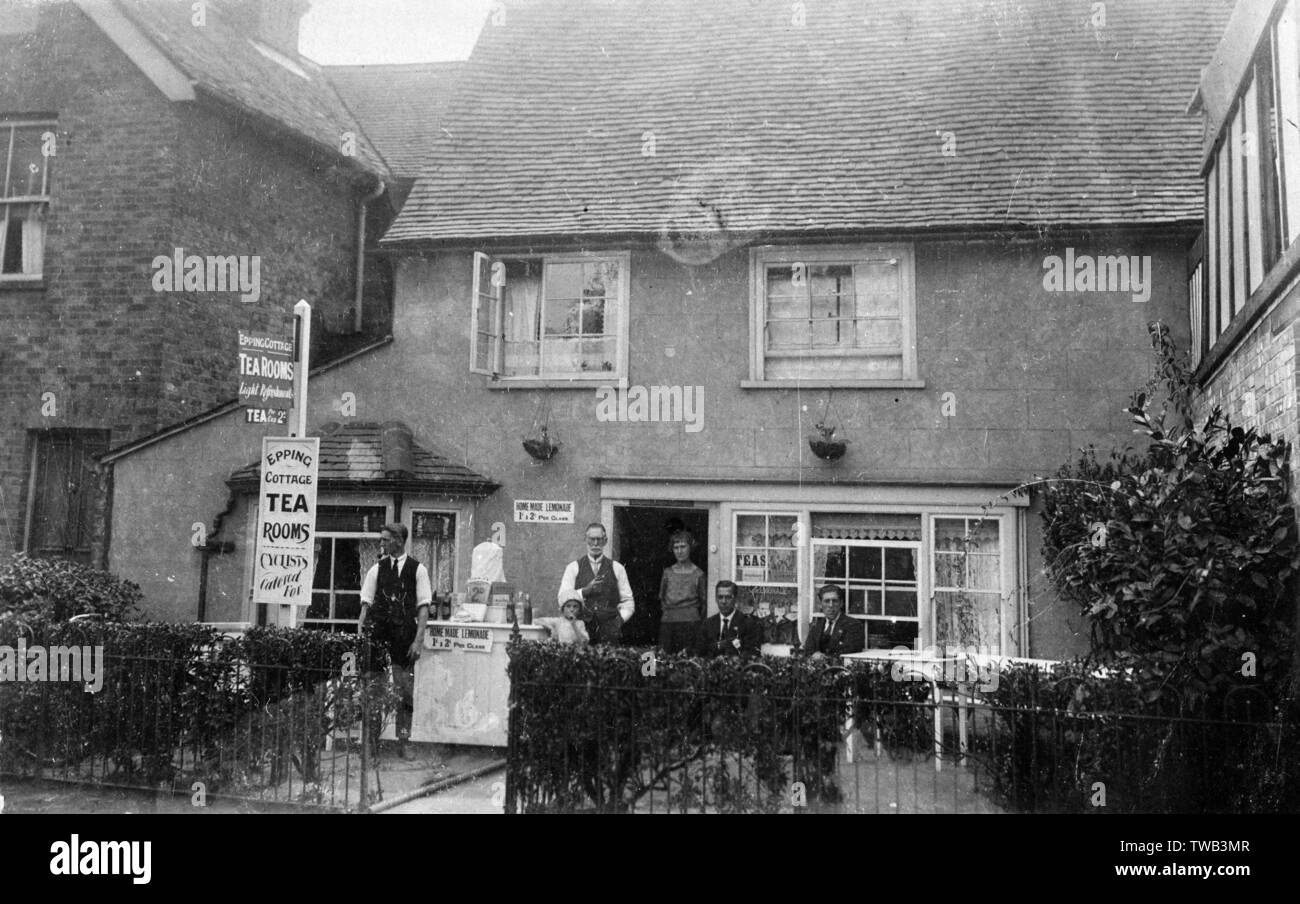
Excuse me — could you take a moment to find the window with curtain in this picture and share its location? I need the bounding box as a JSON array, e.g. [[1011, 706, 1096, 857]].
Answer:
[[409, 510, 456, 595], [750, 244, 917, 382], [932, 517, 1005, 654], [1, 119, 53, 279], [470, 251, 628, 382]]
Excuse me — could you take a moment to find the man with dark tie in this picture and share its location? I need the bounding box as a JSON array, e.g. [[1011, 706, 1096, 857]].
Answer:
[[358, 523, 433, 758], [697, 580, 762, 657], [802, 584, 866, 659], [558, 522, 635, 645]]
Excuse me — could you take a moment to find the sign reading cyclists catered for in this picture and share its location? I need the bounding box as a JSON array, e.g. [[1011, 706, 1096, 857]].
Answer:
[[253, 436, 319, 606]]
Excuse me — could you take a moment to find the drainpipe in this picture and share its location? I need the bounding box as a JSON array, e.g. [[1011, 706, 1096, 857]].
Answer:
[[355, 178, 387, 334], [196, 487, 240, 622]]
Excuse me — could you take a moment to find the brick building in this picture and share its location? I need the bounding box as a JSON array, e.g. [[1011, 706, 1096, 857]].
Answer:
[[0, 0, 393, 566], [106, 0, 1233, 659], [1190, 0, 1300, 514]]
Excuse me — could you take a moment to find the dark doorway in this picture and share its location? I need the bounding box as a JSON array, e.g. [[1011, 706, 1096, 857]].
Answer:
[[614, 505, 708, 646]]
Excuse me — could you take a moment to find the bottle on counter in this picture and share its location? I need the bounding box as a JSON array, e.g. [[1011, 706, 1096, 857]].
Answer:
[[505, 595, 517, 624], [522, 592, 532, 625]]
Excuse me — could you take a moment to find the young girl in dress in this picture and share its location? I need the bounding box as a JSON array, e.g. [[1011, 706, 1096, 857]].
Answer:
[[536, 598, 591, 647], [658, 530, 706, 654]]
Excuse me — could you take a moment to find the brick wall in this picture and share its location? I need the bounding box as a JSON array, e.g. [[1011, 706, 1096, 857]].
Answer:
[[1197, 290, 1300, 510], [0, 2, 370, 562]]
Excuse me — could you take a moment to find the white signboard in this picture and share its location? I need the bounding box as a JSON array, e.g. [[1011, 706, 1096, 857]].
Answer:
[[252, 436, 319, 606], [513, 499, 575, 523], [426, 625, 494, 653]]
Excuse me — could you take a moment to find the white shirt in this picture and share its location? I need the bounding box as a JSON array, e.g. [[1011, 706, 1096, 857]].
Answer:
[[557, 555, 635, 622], [360, 554, 433, 608]]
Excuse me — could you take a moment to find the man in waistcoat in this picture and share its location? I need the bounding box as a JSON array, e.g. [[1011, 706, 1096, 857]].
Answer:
[[358, 523, 433, 758], [557, 522, 635, 645]]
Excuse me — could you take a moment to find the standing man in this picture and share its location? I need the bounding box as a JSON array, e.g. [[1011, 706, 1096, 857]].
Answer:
[[697, 580, 762, 657], [558, 522, 635, 645], [358, 523, 433, 759], [802, 584, 866, 659]]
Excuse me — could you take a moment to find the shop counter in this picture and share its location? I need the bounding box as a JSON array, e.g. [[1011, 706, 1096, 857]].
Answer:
[[410, 620, 547, 747]]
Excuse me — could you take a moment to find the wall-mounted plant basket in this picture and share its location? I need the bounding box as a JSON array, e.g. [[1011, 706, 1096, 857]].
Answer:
[[809, 393, 848, 461], [809, 434, 847, 461], [523, 427, 560, 461]]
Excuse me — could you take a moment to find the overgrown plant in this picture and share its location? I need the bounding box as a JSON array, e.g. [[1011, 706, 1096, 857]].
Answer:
[[1039, 322, 1297, 707], [0, 553, 143, 621]]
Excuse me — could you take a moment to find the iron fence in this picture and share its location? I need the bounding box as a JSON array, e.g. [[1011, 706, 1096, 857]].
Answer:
[[505, 660, 1298, 814], [0, 636, 400, 812]]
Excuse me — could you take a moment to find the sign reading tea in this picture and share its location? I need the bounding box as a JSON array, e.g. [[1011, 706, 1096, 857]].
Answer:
[[252, 437, 319, 606]]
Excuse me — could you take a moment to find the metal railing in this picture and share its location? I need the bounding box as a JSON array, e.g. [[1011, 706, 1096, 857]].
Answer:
[[0, 638, 399, 812], [505, 661, 1297, 814]]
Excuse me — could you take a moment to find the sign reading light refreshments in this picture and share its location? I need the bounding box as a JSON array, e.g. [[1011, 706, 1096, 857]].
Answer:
[[253, 436, 319, 606], [239, 330, 294, 424]]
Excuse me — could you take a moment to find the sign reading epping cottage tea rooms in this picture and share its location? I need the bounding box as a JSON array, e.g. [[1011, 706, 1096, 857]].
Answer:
[[238, 330, 295, 425], [253, 436, 319, 606]]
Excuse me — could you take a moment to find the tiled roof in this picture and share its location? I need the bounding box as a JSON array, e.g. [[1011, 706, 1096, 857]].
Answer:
[[384, 0, 1232, 245], [114, 0, 389, 179], [326, 62, 464, 180], [228, 422, 498, 496]]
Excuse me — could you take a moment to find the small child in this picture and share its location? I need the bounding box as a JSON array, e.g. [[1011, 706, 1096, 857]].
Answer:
[[536, 598, 591, 647]]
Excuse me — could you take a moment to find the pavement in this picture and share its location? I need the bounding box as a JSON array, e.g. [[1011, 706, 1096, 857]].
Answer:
[[368, 742, 506, 814]]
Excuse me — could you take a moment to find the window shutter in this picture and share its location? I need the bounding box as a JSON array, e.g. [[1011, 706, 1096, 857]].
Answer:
[[470, 251, 501, 375]]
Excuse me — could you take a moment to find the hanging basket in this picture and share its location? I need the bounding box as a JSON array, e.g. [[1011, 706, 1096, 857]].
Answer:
[[808, 436, 847, 461], [523, 436, 560, 461]]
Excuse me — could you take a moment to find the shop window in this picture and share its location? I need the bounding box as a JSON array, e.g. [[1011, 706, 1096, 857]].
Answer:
[[732, 511, 800, 616], [470, 251, 629, 383], [24, 430, 107, 564], [811, 512, 922, 649]]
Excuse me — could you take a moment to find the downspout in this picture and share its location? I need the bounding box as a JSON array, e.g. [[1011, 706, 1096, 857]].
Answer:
[[355, 178, 387, 333], [196, 486, 240, 622]]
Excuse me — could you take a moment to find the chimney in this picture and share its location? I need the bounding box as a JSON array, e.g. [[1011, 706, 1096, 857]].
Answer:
[[217, 0, 312, 57]]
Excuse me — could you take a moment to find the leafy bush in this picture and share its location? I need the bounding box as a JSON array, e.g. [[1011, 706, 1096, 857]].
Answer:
[[0, 553, 143, 621], [505, 641, 934, 813], [1038, 323, 1298, 707], [0, 617, 392, 807], [979, 660, 1300, 813]]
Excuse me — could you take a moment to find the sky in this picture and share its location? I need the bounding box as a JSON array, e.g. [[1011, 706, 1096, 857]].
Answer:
[[299, 0, 494, 64]]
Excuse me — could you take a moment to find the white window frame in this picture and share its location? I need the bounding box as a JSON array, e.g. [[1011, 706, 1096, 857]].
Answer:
[[747, 243, 919, 387], [305, 504, 390, 631], [469, 249, 631, 387], [0, 118, 54, 283], [929, 514, 1015, 656], [809, 535, 923, 650]]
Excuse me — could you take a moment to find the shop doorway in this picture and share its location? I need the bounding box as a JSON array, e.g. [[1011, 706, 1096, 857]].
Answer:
[[613, 505, 709, 646]]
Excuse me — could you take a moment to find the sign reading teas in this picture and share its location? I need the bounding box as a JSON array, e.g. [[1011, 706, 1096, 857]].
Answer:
[[426, 625, 493, 653], [252, 437, 319, 606], [513, 500, 574, 523]]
